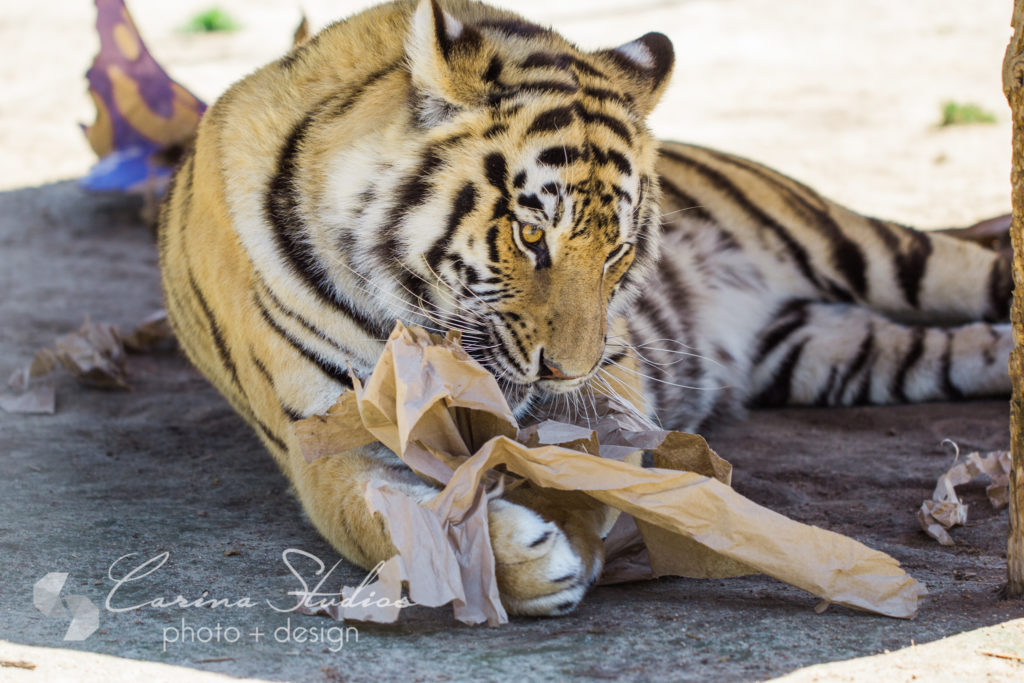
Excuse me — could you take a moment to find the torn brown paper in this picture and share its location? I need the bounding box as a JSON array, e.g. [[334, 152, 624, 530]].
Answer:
[[2, 349, 58, 414], [119, 309, 176, 353], [53, 318, 129, 390], [7, 349, 59, 392], [0, 382, 55, 415], [917, 450, 1011, 545], [295, 322, 925, 625], [296, 324, 517, 484], [298, 479, 504, 625], [2, 313, 182, 414]]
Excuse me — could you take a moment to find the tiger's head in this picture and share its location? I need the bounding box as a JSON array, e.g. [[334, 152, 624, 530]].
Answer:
[[371, 1, 674, 411]]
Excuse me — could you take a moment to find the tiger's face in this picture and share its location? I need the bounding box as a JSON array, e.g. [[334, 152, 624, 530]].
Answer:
[[453, 133, 650, 399], [397, 1, 674, 409]]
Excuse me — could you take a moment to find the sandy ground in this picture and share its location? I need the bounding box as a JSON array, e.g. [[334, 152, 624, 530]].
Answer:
[[2, 0, 1024, 681]]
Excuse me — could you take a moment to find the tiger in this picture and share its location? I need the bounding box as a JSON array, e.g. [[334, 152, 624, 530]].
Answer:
[[157, 0, 1013, 617]]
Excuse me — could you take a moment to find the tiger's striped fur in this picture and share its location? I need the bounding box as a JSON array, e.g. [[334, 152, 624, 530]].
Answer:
[[158, 0, 1012, 617]]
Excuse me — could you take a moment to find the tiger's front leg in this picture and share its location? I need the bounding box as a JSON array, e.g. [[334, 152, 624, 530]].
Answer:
[[288, 444, 613, 616]]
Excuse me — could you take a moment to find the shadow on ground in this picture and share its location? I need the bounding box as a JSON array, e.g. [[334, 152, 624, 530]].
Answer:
[[1, 182, 1022, 681]]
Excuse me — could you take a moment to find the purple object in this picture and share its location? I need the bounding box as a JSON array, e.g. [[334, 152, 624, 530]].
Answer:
[[81, 0, 206, 194]]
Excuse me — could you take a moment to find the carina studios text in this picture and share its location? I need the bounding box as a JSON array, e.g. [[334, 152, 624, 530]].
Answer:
[[104, 548, 415, 613]]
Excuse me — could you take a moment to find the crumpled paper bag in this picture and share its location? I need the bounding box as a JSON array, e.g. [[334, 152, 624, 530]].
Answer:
[[294, 322, 926, 625], [917, 449, 1011, 546]]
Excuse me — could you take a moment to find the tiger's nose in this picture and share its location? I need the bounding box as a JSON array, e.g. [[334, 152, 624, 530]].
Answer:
[[537, 352, 578, 381]]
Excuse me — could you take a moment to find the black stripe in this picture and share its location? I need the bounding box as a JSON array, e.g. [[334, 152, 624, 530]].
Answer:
[[636, 294, 680, 348], [374, 143, 442, 266], [173, 151, 196, 237], [631, 210, 657, 270], [657, 177, 713, 225], [483, 122, 508, 138], [753, 340, 807, 406], [482, 55, 503, 83], [895, 227, 933, 309], [582, 86, 632, 106], [814, 366, 840, 406], [376, 144, 447, 291], [488, 80, 578, 106], [655, 258, 703, 388], [484, 152, 509, 195], [252, 353, 273, 384], [699, 146, 867, 298], [265, 104, 394, 340], [605, 149, 632, 176], [940, 330, 964, 400], [256, 421, 288, 451], [257, 278, 354, 354], [491, 330, 528, 375], [835, 328, 874, 403], [476, 19, 548, 38], [486, 226, 501, 262], [853, 370, 872, 405], [865, 219, 932, 308], [891, 327, 926, 403], [526, 106, 575, 135], [537, 146, 583, 167], [660, 147, 823, 292], [656, 257, 695, 338], [187, 269, 245, 396], [898, 229, 933, 309], [573, 103, 632, 144], [425, 182, 478, 272], [250, 351, 305, 421], [265, 64, 398, 335], [501, 317, 533, 365], [163, 285, 240, 404], [517, 193, 544, 211], [520, 52, 604, 79], [255, 295, 354, 389], [756, 300, 809, 361], [987, 252, 1012, 321]]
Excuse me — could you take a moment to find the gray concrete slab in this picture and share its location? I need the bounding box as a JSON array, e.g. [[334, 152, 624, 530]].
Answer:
[[2, 181, 1023, 681]]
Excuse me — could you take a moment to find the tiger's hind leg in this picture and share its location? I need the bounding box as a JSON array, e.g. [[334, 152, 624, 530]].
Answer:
[[844, 218, 1012, 326], [749, 300, 1011, 407], [656, 143, 1012, 326]]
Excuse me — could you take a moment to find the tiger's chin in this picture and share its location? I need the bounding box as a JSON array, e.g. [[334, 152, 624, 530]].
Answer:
[[503, 378, 596, 423]]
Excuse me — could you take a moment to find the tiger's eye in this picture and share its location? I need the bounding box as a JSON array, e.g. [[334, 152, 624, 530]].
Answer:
[[521, 223, 544, 244]]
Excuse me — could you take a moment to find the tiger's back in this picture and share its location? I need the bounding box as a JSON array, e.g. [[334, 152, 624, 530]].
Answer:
[[159, 0, 1012, 616]]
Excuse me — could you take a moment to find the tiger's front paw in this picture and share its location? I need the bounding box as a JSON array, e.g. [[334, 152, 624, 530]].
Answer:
[[487, 498, 603, 616]]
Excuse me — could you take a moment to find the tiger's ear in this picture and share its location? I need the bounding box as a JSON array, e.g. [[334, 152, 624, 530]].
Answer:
[[406, 0, 486, 123], [595, 32, 675, 117]]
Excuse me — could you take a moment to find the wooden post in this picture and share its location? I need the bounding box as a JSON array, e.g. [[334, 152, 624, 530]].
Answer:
[[1003, 1, 1024, 598]]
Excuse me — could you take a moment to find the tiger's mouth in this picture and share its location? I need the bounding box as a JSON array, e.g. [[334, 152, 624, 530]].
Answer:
[[472, 344, 598, 419], [452, 318, 602, 418]]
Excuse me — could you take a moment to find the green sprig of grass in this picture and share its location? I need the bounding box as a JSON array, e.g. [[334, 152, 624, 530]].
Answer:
[[182, 8, 241, 33], [939, 101, 997, 127]]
